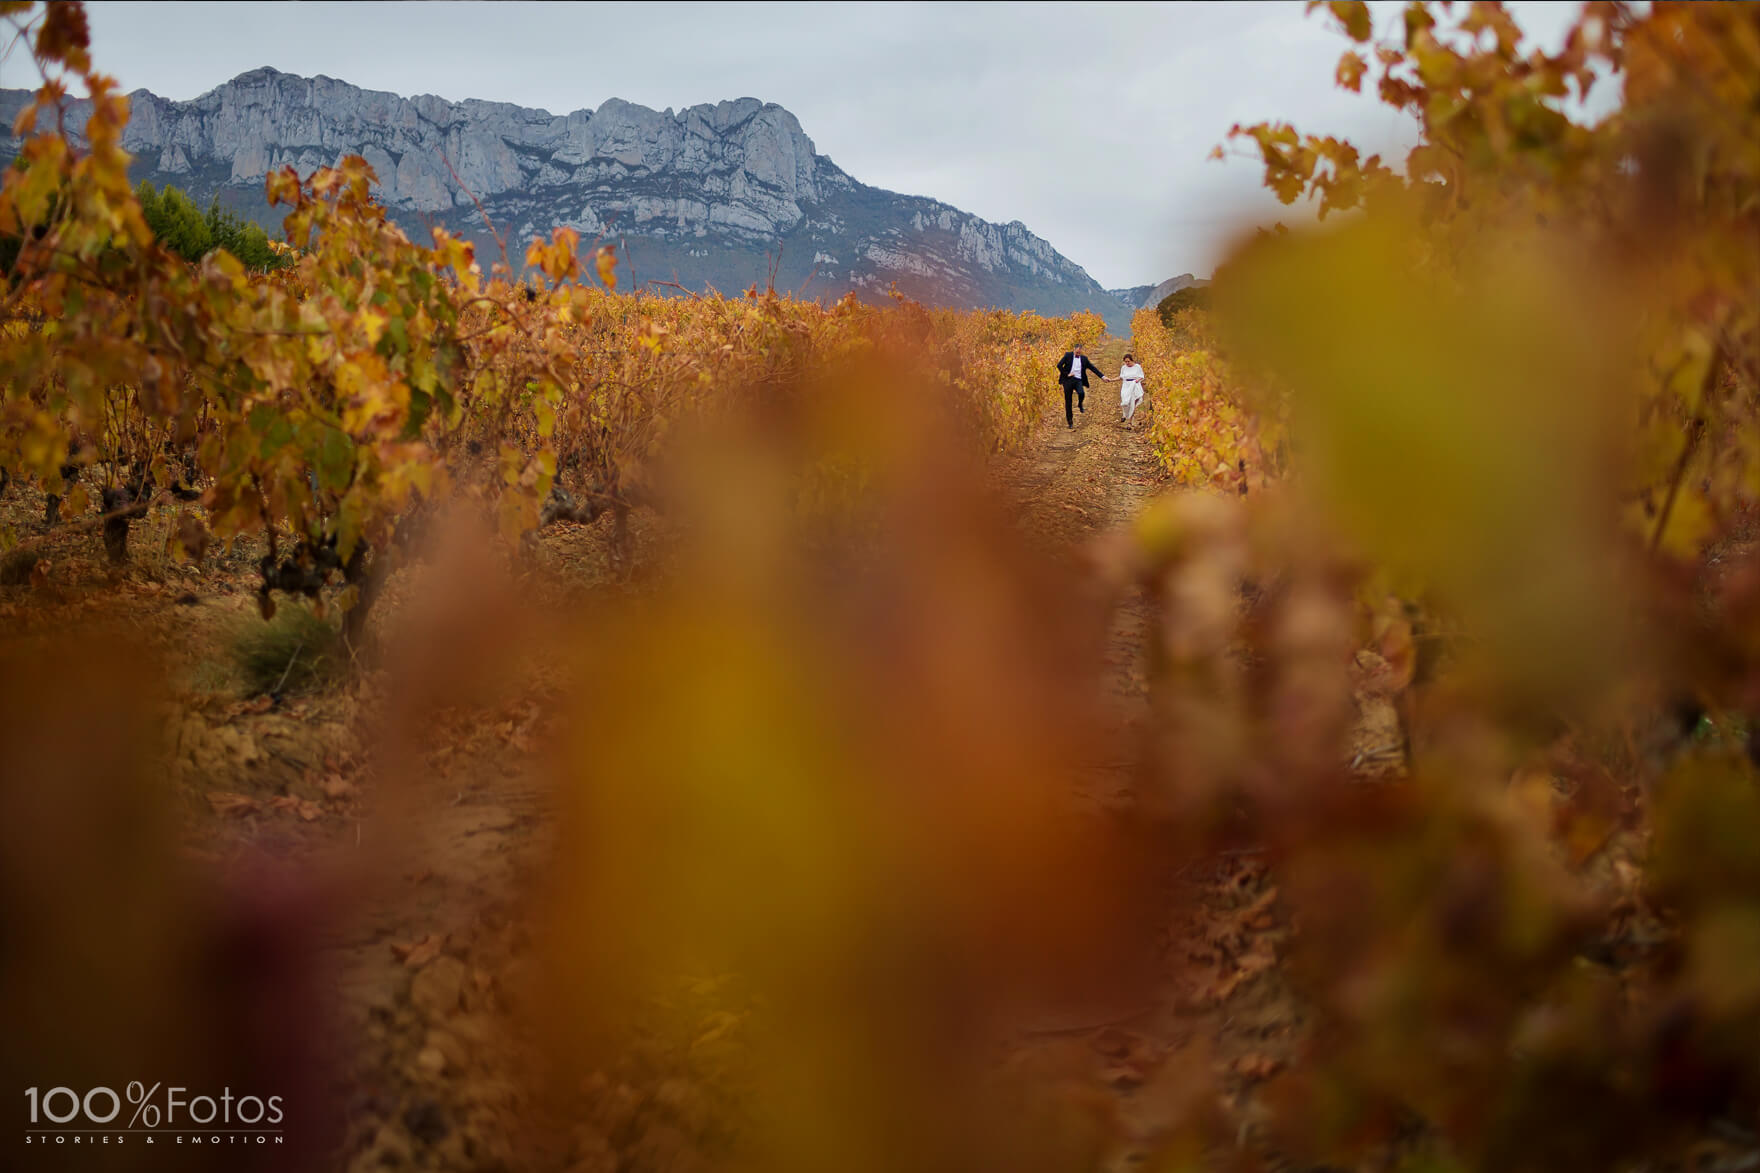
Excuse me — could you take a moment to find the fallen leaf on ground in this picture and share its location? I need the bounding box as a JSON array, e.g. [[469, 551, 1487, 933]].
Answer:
[[1213, 947, 1278, 1003], [1092, 1028, 1142, 1060], [206, 791, 258, 816], [1241, 886, 1279, 931], [265, 795, 324, 821], [692, 1011, 741, 1052], [391, 933, 446, 969], [1093, 1030, 1160, 1089], [1233, 1054, 1284, 1082]]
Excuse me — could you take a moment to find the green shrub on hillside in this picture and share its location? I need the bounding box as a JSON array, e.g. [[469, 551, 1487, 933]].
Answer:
[[137, 181, 290, 271], [1155, 284, 1211, 326]]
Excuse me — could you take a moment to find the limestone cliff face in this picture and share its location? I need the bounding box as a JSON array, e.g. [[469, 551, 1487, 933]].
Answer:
[[103, 70, 830, 231], [2, 69, 1131, 327], [1105, 273, 1209, 312]]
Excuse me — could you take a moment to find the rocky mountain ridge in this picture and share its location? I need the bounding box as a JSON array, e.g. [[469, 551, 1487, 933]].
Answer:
[[1106, 273, 1210, 311], [1, 68, 1132, 327]]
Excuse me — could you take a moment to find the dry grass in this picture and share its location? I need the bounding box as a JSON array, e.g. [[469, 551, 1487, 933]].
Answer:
[[229, 600, 347, 696]]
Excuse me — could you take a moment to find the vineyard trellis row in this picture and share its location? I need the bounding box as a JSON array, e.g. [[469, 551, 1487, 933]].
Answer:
[[0, 0, 1104, 632], [1115, 3, 1760, 1168], [8, 0, 1760, 1169]]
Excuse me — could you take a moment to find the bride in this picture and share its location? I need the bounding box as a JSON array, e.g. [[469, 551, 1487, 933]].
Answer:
[[1104, 353, 1147, 425]]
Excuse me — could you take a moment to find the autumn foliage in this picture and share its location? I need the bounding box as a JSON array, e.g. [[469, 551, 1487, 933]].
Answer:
[[1120, 1, 1760, 1167], [4, 1, 1760, 1172], [0, 0, 1094, 628]]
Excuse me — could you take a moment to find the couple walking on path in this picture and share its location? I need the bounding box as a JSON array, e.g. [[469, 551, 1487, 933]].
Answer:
[[1055, 344, 1146, 429]]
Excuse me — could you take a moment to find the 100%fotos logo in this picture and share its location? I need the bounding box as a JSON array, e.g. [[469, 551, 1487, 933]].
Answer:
[[25, 1082, 284, 1132]]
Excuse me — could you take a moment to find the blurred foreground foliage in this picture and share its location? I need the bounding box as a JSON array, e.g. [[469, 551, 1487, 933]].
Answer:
[[1121, 1, 1760, 1167], [2, 2, 1760, 1173]]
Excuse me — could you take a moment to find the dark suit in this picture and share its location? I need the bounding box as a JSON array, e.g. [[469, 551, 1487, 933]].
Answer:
[[1055, 351, 1106, 426]]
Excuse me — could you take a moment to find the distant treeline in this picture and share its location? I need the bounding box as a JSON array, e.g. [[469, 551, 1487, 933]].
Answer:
[[1155, 283, 1211, 326], [135, 182, 291, 271], [1, 170, 294, 275]]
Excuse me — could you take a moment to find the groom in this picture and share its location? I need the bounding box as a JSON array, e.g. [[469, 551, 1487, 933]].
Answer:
[[1055, 344, 1106, 428]]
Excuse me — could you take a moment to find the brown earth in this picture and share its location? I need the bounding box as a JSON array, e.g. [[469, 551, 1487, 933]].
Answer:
[[987, 337, 1311, 1168], [0, 336, 1327, 1172]]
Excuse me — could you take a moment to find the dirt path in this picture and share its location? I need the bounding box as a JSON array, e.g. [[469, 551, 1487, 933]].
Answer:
[[992, 336, 1162, 810], [3, 338, 1294, 1172], [313, 336, 1214, 1172], [994, 336, 1159, 551], [988, 338, 1305, 1170]]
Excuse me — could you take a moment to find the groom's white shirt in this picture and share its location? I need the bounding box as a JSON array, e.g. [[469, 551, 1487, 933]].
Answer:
[[1070, 356, 1083, 379]]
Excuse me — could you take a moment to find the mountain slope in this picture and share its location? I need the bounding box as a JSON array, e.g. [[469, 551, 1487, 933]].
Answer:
[[1108, 273, 1210, 311], [1, 69, 1132, 328], [1106, 284, 1158, 308]]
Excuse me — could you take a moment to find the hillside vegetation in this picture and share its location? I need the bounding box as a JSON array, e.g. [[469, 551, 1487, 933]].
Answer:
[[3, 3, 1759, 1172]]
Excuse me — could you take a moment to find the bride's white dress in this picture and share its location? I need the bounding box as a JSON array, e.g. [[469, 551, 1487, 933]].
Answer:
[[1119, 362, 1145, 418]]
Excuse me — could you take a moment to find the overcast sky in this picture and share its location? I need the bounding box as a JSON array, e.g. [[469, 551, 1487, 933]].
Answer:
[[44, 1, 1598, 288]]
